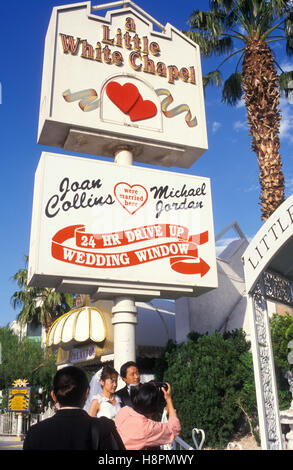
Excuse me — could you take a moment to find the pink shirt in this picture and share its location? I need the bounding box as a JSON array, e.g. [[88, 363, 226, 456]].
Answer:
[[114, 406, 181, 450]]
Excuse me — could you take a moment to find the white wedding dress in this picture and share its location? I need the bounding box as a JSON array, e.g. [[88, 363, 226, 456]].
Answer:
[[93, 394, 121, 420]]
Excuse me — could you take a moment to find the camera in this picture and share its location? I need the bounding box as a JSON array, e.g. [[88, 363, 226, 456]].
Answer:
[[147, 381, 168, 414], [148, 381, 168, 391]]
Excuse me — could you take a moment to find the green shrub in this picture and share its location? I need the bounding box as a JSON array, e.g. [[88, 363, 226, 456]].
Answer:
[[155, 329, 257, 448], [270, 312, 293, 410]]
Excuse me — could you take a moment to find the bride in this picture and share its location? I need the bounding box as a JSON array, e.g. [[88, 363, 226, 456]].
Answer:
[[85, 365, 121, 420]]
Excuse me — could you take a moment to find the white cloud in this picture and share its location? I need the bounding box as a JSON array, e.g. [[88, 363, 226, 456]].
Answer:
[[233, 120, 247, 131], [285, 177, 293, 198], [238, 25, 246, 35], [280, 97, 293, 143], [216, 236, 247, 257], [280, 60, 293, 72], [244, 183, 259, 193], [212, 121, 221, 133], [236, 97, 245, 109], [216, 237, 238, 256]]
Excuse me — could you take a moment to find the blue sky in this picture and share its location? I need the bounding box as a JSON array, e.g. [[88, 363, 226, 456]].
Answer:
[[0, 0, 292, 326]]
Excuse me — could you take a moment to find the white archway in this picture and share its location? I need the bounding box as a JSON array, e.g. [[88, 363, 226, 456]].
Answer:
[[243, 194, 293, 450]]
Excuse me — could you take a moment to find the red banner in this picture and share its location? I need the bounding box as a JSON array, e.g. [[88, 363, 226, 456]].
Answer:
[[51, 224, 210, 276]]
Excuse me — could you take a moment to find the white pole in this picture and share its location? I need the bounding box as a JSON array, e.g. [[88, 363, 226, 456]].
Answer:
[[114, 146, 133, 166], [112, 147, 138, 378], [16, 413, 23, 441], [112, 296, 137, 375]]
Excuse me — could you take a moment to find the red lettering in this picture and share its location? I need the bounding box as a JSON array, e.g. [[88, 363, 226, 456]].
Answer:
[[59, 34, 80, 54]]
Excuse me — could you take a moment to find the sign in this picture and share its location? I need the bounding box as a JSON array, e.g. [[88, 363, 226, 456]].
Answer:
[[69, 345, 97, 364], [38, 1, 207, 168], [28, 152, 217, 298], [8, 388, 30, 412], [243, 195, 293, 293]]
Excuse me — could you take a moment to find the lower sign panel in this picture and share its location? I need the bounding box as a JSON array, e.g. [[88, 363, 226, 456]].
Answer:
[[28, 152, 217, 298]]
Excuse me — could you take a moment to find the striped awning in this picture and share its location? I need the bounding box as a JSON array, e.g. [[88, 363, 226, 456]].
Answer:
[[46, 306, 106, 350]]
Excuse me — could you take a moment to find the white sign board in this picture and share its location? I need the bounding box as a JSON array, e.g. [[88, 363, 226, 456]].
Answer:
[[28, 152, 217, 298], [38, 1, 207, 168]]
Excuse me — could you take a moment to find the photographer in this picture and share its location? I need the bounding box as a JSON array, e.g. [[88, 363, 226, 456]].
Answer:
[[114, 381, 180, 450]]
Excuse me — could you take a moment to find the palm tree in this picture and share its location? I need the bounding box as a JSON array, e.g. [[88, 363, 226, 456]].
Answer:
[[186, 0, 293, 220], [11, 256, 74, 334]]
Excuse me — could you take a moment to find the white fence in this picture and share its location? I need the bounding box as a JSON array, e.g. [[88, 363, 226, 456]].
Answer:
[[0, 412, 18, 435], [0, 409, 53, 436], [171, 428, 205, 450]]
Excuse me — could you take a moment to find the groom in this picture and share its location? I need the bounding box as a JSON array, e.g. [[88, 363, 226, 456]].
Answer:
[[116, 361, 141, 408]]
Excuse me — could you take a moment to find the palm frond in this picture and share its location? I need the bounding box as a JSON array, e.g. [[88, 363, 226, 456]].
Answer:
[[12, 269, 28, 288], [213, 36, 234, 55], [11, 260, 75, 330], [189, 9, 227, 38], [184, 31, 216, 56], [185, 31, 233, 57], [236, 0, 258, 32], [285, 12, 293, 56], [221, 72, 243, 105], [285, 10, 293, 34], [286, 35, 293, 55], [279, 70, 293, 97], [17, 303, 40, 326], [11, 290, 26, 310], [210, 0, 234, 11], [224, 9, 239, 29], [270, 0, 292, 16], [203, 70, 223, 88], [209, 1, 238, 29], [256, 3, 277, 39], [62, 293, 74, 309]]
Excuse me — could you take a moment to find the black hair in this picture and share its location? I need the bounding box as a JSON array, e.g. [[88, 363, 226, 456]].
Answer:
[[120, 361, 138, 379], [133, 383, 160, 416], [53, 366, 89, 407]]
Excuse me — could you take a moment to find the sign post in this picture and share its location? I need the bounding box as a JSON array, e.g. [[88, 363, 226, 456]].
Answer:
[[112, 146, 137, 372], [8, 379, 30, 441], [8, 379, 31, 413]]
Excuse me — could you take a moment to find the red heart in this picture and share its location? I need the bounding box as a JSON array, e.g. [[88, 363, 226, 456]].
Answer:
[[114, 182, 148, 215], [106, 82, 140, 114], [128, 95, 157, 122]]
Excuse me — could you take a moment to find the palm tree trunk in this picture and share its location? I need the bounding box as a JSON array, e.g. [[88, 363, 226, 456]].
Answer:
[[242, 39, 285, 221]]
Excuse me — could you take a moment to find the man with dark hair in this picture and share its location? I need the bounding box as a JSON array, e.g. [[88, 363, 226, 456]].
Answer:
[[116, 361, 141, 408], [23, 366, 125, 451]]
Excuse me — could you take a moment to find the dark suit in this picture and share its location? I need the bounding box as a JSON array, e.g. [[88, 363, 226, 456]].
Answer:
[[116, 384, 143, 408], [23, 408, 124, 450], [116, 385, 133, 408]]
